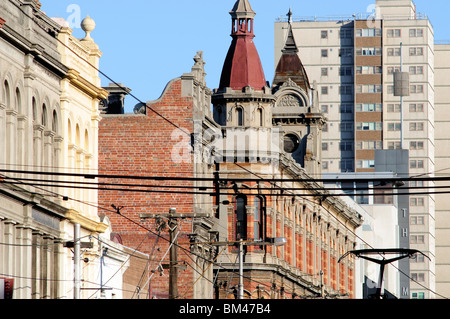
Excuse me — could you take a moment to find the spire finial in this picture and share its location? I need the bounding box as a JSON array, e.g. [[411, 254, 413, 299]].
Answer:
[[287, 8, 293, 23]]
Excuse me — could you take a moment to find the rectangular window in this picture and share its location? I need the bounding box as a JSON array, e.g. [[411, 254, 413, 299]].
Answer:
[[410, 141, 425, 150], [410, 160, 425, 169], [321, 86, 328, 95], [410, 47, 424, 56], [387, 29, 401, 37], [340, 85, 353, 95], [410, 197, 425, 206], [356, 122, 383, 131], [321, 105, 328, 113], [340, 66, 353, 76], [356, 160, 375, 169], [321, 49, 328, 57], [410, 28, 424, 37], [356, 66, 382, 75], [387, 122, 402, 131], [387, 66, 401, 74], [409, 66, 424, 75], [340, 122, 354, 132], [356, 84, 382, 94], [321, 67, 328, 76], [340, 104, 353, 113], [411, 235, 425, 244], [340, 141, 354, 151], [357, 28, 382, 37], [357, 141, 382, 150], [387, 48, 401, 56], [340, 29, 353, 38], [410, 122, 424, 131], [409, 103, 424, 112], [356, 47, 382, 56], [340, 160, 353, 171], [356, 103, 382, 112], [322, 143, 328, 151], [411, 216, 425, 225], [339, 48, 353, 57], [387, 141, 402, 150], [410, 85, 424, 94], [387, 104, 401, 112]]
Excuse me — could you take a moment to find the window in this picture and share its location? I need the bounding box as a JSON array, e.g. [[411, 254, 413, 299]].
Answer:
[[387, 141, 402, 150], [340, 122, 354, 132], [322, 161, 329, 169], [410, 141, 424, 150], [321, 30, 328, 39], [322, 142, 328, 151], [387, 66, 401, 74], [340, 85, 353, 95], [235, 196, 247, 240], [410, 122, 424, 131], [340, 104, 353, 113], [387, 104, 401, 112], [356, 66, 382, 75], [387, 48, 401, 56], [340, 141, 353, 151], [410, 235, 425, 244], [387, 122, 402, 131], [356, 84, 382, 93], [340, 29, 353, 38], [410, 160, 424, 169], [409, 66, 424, 75], [387, 29, 401, 37], [410, 47, 424, 56], [411, 273, 425, 282], [357, 103, 382, 112], [321, 49, 328, 57], [356, 122, 382, 131], [410, 28, 424, 37], [409, 103, 424, 112], [357, 141, 382, 150], [411, 254, 425, 263], [356, 47, 382, 56], [340, 66, 353, 76], [321, 105, 328, 113], [339, 48, 353, 57], [236, 107, 244, 126], [411, 216, 425, 225], [356, 28, 382, 37], [321, 86, 328, 95], [321, 68, 328, 76], [356, 160, 375, 169], [410, 197, 425, 206], [254, 197, 264, 241], [340, 160, 353, 171], [410, 85, 424, 94]]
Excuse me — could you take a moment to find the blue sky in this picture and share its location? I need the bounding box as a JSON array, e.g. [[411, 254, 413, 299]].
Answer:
[[41, 0, 450, 112]]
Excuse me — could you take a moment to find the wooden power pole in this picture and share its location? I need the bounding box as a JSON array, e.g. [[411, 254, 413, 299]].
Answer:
[[140, 208, 210, 299]]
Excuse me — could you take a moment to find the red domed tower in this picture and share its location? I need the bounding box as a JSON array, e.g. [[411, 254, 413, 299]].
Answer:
[[218, 0, 268, 92]]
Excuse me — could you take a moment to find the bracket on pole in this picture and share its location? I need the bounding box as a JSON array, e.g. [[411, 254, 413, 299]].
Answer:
[[339, 248, 430, 299]]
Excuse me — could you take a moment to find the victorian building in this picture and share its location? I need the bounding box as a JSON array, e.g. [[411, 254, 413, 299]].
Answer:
[[211, 1, 362, 299], [0, 0, 129, 299]]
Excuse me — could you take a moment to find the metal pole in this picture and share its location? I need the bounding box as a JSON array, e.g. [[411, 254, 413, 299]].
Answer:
[[400, 42, 404, 149], [74, 223, 80, 299], [238, 239, 244, 299], [169, 208, 178, 299]]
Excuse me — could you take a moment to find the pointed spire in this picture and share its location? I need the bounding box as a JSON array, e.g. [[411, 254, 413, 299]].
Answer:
[[272, 9, 310, 92]]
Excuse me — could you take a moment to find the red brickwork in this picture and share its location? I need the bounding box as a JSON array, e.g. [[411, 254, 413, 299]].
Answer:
[[98, 78, 197, 299]]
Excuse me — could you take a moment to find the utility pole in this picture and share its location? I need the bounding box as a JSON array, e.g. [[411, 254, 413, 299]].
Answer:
[[74, 223, 80, 299], [139, 208, 210, 299]]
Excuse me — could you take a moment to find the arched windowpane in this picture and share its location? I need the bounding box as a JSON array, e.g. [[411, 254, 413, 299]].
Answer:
[[42, 104, 48, 127], [254, 197, 264, 241], [15, 88, 21, 113], [52, 110, 58, 133], [4, 80, 10, 108], [237, 108, 243, 126], [236, 196, 247, 240]]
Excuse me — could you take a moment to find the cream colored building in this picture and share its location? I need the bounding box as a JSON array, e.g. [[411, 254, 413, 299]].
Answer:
[[274, 0, 446, 298]]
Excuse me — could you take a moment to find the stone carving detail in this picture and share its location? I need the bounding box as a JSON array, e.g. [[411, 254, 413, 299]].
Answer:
[[278, 94, 302, 107]]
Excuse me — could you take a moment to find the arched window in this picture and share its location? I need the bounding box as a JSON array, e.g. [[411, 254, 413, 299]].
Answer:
[[235, 196, 247, 240], [42, 104, 48, 128], [32, 98, 37, 123], [4, 80, 10, 108], [15, 88, 21, 113], [52, 110, 58, 134], [257, 108, 263, 127], [236, 107, 244, 126], [254, 196, 264, 241]]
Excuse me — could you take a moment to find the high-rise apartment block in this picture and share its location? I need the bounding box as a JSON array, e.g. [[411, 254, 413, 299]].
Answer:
[[275, 0, 450, 298]]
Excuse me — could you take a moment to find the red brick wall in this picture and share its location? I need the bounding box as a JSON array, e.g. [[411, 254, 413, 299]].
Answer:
[[98, 78, 196, 298]]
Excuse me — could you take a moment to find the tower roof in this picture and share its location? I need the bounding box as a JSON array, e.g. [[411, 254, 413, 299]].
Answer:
[[272, 11, 310, 92], [218, 0, 267, 92], [230, 0, 255, 19]]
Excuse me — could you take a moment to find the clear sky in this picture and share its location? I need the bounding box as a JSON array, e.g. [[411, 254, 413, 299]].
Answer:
[[41, 0, 450, 112]]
